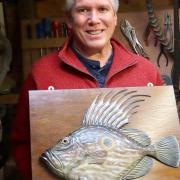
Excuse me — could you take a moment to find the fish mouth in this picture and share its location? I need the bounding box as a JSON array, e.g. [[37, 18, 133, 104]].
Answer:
[[39, 150, 64, 177]]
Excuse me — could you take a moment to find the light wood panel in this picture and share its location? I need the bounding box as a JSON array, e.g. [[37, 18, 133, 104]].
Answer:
[[29, 86, 180, 180]]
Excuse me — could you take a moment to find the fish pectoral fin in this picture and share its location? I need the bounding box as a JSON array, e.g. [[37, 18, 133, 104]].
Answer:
[[124, 156, 153, 179], [85, 150, 107, 165], [120, 128, 151, 147]]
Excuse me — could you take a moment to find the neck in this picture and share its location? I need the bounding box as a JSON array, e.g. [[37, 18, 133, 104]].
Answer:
[[72, 42, 113, 67]]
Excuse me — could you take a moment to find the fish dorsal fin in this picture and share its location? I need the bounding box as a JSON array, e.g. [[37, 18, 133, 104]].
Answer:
[[123, 156, 153, 179], [120, 128, 151, 147], [82, 90, 150, 130]]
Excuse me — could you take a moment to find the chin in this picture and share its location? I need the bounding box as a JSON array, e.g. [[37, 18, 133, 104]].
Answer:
[[85, 41, 108, 50]]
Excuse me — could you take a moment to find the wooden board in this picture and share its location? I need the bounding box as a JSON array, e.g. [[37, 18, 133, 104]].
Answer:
[[29, 86, 180, 180]]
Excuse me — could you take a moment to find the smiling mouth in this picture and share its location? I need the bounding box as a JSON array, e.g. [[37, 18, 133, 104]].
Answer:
[[86, 30, 104, 35]]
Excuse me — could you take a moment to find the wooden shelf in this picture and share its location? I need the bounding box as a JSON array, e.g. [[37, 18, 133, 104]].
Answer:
[[21, 18, 68, 78], [22, 37, 67, 49], [0, 94, 19, 104]]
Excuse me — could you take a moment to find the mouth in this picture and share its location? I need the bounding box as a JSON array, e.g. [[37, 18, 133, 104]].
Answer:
[[39, 151, 64, 177], [86, 29, 104, 35]]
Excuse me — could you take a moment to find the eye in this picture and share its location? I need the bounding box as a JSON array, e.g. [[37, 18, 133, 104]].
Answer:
[[98, 7, 109, 13], [77, 8, 88, 14], [61, 137, 70, 145]]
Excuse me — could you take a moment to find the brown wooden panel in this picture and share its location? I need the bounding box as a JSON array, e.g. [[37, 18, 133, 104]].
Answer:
[[29, 86, 180, 180], [0, 94, 18, 104], [35, 0, 172, 18], [114, 8, 174, 79], [22, 38, 67, 50]]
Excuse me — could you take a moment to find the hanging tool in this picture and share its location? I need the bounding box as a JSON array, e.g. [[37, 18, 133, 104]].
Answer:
[[36, 22, 45, 56], [157, 44, 169, 67], [143, 23, 158, 47], [42, 17, 52, 38], [161, 74, 172, 85], [36, 22, 45, 39], [172, 0, 180, 101], [52, 20, 61, 51], [146, 0, 173, 53], [164, 12, 174, 49], [61, 22, 68, 37], [52, 20, 60, 38], [42, 17, 52, 54], [156, 12, 173, 68], [120, 19, 149, 59]]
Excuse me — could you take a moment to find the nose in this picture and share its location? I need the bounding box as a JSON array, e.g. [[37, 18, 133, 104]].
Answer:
[[88, 10, 101, 25]]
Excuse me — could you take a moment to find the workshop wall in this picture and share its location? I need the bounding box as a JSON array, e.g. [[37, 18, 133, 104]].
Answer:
[[4, 0, 174, 85], [20, 1, 174, 85], [0, 1, 177, 180], [35, 0, 172, 17], [21, 10, 174, 80]]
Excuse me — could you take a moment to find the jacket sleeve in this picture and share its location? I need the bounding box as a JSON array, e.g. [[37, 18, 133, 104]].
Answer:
[[11, 73, 37, 180]]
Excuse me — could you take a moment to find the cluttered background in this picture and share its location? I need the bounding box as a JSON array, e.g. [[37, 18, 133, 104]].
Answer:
[[0, 0, 179, 179]]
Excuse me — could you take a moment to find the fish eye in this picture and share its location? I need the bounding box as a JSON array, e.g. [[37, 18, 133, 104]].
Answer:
[[61, 137, 70, 145]]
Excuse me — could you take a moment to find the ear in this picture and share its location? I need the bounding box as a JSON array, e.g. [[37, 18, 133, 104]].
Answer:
[[65, 17, 73, 37], [65, 15, 73, 29], [114, 13, 117, 27]]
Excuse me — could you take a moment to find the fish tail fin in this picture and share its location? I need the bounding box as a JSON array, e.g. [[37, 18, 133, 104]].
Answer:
[[154, 136, 180, 167]]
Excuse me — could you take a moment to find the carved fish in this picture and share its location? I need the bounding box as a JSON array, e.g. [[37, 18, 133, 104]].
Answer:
[[40, 90, 180, 180]]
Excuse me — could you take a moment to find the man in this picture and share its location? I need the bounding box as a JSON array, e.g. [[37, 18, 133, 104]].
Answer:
[[11, 0, 163, 179]]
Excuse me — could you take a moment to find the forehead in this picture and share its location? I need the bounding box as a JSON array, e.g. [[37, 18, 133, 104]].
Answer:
[[73, 0, 113, 8]]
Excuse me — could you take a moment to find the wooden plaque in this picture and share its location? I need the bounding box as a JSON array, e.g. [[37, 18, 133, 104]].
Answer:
[[29, 86, 180, 180]]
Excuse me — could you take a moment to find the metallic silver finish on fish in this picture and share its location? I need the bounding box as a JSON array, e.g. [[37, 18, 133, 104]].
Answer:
[[40, 90, 180, 180]]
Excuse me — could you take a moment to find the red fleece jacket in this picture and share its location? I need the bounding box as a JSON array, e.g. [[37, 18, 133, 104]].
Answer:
[[11, 38, 163, 180]]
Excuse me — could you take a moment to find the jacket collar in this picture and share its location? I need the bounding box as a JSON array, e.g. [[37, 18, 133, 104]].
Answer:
[[58, 38, 137, 77], [106, 38, 137, 81], [58, 38, 90, 75]]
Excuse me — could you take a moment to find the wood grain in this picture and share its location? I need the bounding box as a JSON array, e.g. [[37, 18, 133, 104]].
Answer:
[[29, 86, 180, 180]]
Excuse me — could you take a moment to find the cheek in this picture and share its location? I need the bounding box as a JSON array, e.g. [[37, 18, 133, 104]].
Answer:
[[72, 16, 86, 28], [102, 15, 117, 28]]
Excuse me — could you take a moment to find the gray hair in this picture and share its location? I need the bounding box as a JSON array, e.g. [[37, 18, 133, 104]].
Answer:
[[65, 0, 119, 13]]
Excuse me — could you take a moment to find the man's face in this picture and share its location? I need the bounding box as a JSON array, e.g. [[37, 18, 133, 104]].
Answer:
[[67, 0, 117, 51]]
